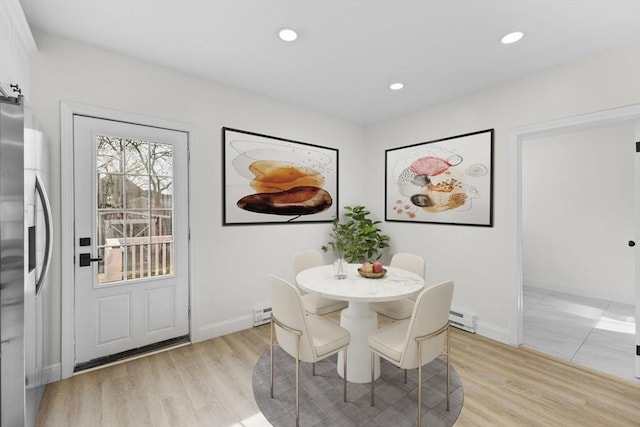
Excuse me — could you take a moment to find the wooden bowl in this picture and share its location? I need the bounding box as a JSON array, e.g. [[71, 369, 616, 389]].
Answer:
[[357, 267, 387, 279]]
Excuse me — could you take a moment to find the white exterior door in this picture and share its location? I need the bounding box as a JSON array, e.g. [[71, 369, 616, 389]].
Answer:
[[73, 115, 189, 366]]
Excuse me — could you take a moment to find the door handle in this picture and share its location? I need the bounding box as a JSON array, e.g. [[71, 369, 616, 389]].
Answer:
[[79, 253, 103, 267], [35, 174, 53, 293]]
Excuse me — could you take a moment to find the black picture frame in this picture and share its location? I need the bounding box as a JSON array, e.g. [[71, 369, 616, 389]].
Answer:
[[222, 127, 339, 225], [385, 129, 494, 227]]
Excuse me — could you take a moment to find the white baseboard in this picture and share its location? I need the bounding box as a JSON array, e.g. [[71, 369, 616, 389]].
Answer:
[[194, 314, 255, 343], [524, 279, 634, 304], [43, 363, 62, 384], [195, 313, 515, 350], [45, 315, 515, 385], [476, 321, 512, 346]]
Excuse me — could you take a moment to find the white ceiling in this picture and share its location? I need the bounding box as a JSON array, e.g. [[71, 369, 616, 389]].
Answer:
[[20, 0, 640, 125]]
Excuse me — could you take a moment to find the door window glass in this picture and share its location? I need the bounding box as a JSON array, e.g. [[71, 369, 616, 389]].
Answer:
[[96, 136, 174, 284]]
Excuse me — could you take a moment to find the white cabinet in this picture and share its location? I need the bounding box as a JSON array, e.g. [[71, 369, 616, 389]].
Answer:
[[0, 7, 14, 92], [0, 0, 36, 98]]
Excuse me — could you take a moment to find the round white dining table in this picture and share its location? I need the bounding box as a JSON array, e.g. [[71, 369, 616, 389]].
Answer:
[[296, 263, 424, 383]]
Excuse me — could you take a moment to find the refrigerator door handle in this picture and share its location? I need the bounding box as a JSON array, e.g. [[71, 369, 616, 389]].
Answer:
[[35, 173, 53, 294]]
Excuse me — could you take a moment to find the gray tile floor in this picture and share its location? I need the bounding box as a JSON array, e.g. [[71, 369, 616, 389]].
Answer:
[[523, 285, 639, 383]]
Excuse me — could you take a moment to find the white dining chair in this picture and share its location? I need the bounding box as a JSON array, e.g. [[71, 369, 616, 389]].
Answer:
[[371, 252, 425, 320], [269, 275, 351, 427], [293, 250, 348, 315], [369, 280, 454, 425]]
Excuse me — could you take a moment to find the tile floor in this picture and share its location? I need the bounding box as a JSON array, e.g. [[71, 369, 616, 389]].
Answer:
[[523, 285, 639, 383]]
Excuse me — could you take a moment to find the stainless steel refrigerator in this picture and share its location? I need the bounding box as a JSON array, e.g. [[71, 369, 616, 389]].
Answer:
[[1, 93, 52, 426]]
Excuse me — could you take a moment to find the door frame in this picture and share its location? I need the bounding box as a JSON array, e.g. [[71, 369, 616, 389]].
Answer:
[[60, 101, 197, 379], [635, 119, 640, 378], [508, 103, 640, 348]]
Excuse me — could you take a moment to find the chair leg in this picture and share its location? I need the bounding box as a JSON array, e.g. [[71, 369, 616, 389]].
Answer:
[[313, 362, 316, 376], [295, 336, 300, 427], [370, 352, 375, 406], [418, 342, 423, 426], [270, 320, 274, 398], [446, 326, 450, 411], [343, 349, 348, 402], [404, 368, 407, 384]]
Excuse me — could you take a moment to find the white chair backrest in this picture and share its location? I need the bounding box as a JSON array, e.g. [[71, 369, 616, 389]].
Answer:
[[399, 280, 454, 369], [390, 253, 425, 279], [293, 250, 324, 278], [269, 275, 316, 362]]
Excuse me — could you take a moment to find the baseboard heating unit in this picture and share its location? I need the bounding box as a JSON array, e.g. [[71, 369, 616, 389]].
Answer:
[[449, 308, 477, 333], [254, 306, 272, 327]]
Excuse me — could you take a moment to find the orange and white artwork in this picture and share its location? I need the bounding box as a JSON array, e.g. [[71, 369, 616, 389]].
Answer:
[[223, 128, 338, 225]]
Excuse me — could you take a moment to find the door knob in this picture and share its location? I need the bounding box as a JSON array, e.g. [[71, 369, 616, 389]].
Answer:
[[629, 241, 636, 247], [79, 253, 103, 267]]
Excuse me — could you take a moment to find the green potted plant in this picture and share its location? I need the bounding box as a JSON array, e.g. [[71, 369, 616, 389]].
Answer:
[[322, 205, 390, 271]]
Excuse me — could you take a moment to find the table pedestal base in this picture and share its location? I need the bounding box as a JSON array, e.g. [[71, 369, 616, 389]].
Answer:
[[337, 301, 380, 384]]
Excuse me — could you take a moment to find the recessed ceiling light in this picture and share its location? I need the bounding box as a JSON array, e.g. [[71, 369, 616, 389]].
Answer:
[[278, 28, 298, 42], [501, 31, 524, 44], [389, 83, 404, 90]]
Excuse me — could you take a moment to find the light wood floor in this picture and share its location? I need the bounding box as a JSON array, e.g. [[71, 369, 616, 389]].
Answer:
[[36, 320, 640, 427]]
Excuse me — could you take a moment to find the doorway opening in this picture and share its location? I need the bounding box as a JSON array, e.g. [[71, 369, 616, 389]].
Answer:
[[509, 104, 640, 382]]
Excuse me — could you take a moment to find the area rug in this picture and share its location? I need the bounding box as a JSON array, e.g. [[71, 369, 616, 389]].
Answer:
[[252, 346, 463, 426]]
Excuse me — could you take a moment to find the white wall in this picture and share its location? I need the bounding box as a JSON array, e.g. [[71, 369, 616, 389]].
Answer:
[[365, 42, 640, 342], [28, 32, 366, 373], [28, 30, 640, 371], [522, 123, 636, 303]]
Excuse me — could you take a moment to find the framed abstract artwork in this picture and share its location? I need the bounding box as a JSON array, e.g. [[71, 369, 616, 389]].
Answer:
[[385, 129, 494, 227], [222, 127, 339, 225]]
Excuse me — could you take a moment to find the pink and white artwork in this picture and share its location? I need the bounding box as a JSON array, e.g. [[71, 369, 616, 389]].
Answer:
[[385, 129, 493, 226]]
